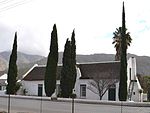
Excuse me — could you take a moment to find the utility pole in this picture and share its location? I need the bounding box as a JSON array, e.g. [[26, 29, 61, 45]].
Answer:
[[8, 94, 10, 113], [40, 95, 43, 113], [72, 90, 76, 113]]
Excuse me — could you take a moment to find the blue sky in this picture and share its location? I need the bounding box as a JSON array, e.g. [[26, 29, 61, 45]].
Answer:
[[0, 0, 149, 56]]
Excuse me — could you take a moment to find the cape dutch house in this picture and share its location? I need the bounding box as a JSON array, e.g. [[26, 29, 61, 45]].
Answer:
[[75, 57, 143, 101], [75, 61, 120, 101], [22, 64, 62, 96], [21, 57, 143, 102]]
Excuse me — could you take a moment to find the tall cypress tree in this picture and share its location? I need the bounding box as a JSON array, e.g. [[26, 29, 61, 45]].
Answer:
[[70, 30, 77, 90], [60, 39, 72, 97], [6, 32, 18, 94], [44, 24, 58, 97], [60, 30, 77, 97], [119, 2, 127, 101]]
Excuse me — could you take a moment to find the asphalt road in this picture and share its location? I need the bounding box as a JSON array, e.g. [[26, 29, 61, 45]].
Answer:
[[0, 96, 150, 113]]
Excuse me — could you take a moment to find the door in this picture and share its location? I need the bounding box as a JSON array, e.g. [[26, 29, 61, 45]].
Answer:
[[108, 85, 116, 101], [38, 84, 43, 96]]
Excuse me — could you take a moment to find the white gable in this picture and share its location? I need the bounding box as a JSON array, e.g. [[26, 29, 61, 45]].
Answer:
[[0, 74, 7, 79]]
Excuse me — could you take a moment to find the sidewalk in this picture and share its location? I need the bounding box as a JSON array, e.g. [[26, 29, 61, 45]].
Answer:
[[0, 94, 150, 107]]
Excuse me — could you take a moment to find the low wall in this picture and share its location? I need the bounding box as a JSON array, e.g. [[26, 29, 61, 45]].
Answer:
[[0, 95, 150, 107]]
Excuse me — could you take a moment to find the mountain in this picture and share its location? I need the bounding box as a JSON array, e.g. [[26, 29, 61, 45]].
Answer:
[[0, 57, 7, 71], [36, 52, 115, 65], [0, 51, 150, 78], [0, 51, 44, 77], [35, 52, 150, 76], [0, 51, 44, 64]]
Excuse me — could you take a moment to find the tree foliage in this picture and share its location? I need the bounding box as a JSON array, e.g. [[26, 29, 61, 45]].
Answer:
[[142, 76, 150, 101], [119, 2, 127, 101], [60, 30, 77, 98], [60, 39, 72, 97], [44, 24, 58, 97], [112, 27, 132, 61], [138, 75, 150, 93], [70, 30, 77, 90], [6, 32, 18, 94]]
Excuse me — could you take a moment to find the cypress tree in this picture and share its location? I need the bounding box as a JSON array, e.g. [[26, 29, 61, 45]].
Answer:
[[119, 2, 127, 101], [6, 32, 18, 94], [60, 30, 77, 97], [70, 30, 77, 90], [60, 39, 72, 97], [44, 24, 58, 97]]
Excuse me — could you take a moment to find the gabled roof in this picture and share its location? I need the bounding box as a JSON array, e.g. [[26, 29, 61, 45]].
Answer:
[[23, 61, 120, 81], [23, 65, 62, 81], [78, 61, 120, 79]]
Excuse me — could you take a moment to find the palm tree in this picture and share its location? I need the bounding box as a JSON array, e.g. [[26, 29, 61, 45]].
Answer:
[[112, 27, 132, 61]]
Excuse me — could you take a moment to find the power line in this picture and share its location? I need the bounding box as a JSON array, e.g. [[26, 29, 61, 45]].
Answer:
[[0, 0, 34, 13], [0, 0, 16, 5]]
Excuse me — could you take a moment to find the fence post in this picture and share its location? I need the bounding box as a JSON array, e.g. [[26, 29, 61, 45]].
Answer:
[[121, 101, 122, 113], [8, 94, 10, 113]]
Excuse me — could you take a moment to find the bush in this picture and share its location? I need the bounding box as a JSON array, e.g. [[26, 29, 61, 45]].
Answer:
[[70, 93, 76, 98], [15, 82, 22, 93]]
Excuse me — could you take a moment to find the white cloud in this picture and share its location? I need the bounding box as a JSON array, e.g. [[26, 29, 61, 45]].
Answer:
[[0, 0, 150, 56]]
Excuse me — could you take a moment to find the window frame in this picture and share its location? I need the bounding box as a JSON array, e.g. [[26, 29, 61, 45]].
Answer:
[[80, 84, 86, 98]]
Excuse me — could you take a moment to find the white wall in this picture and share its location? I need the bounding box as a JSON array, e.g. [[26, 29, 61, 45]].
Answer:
[[127, 57, 143, 102], [75, 79, 99, 100], [22, 80, 60, 96], [0, 90, 5, 95], [75, 78, 119, 101], [22, 80, 45, 96]]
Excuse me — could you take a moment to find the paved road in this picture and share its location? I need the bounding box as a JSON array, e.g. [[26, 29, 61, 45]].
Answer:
[[0, 96, 150, 113]]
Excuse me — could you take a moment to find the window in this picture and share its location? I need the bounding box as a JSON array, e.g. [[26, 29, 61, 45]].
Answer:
[[38, 84, 43, 88], [38, 84, 43, 96], [108, 84, 116, 101], [129, 68, 132, 80], [2, 86, 6, 90], [80, 84, 86, 98]]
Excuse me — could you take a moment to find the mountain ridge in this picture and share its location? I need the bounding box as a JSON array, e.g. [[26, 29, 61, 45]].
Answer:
[[0, 51, 150, 77]]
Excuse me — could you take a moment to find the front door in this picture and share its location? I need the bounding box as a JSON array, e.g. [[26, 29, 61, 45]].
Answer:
[[38, 84, 43, 96], [108, 84, 116, 101]]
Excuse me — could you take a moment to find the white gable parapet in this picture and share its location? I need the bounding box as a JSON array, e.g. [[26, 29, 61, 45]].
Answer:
[[127, 57, 143, 102], [127, 57, 136, 81], [22, 64, 38, 79]]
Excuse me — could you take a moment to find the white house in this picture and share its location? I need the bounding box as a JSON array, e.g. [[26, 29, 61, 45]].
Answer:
[[75, 57, 143, 102], [0, 72, 7, 95], [75, 61, 120, 101], [21, 64, 61, 96], [21, 57, 143, 102]]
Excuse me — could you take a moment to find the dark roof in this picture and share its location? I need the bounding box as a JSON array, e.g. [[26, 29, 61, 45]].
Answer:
[[23, 65, 62, 81], [78, 61, 120, 79]]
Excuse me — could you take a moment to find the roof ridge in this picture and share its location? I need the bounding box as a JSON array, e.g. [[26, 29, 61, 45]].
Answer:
[[78, 61, 120, 65], [37, 64, 63, 67]]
